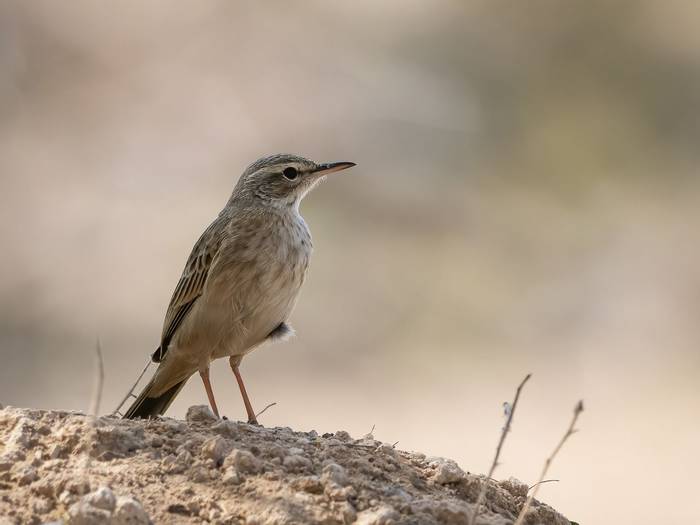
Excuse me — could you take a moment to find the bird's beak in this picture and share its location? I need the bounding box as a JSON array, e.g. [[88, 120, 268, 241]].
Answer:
[[312, 161, 356, 175]]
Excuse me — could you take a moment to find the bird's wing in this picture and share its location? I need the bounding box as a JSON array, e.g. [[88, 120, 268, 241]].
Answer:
[[152, 218, 225, 362]]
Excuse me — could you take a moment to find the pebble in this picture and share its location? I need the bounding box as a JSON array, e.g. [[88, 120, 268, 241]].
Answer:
[[292, 475, 323, 494], [321, 463, 349, 487], [334, 430, 352, 442], [31, 497, 53, 514], [68, 500, 112, 525], [283, 454, 312, 471], [499, 477, 528, 498], [428, 458, 467, 484], [222, 467, 242, 485], [211, 419, 239, 438], [224, 449, 262, 474], [188, 465, 212, 483], [112, 496, 150, 525], [201, 436, 231, 464], [355, 505, 399, 525], [84, 486, 116, 511], [16, 466, 38, 486], [186, 405, 218, 424]]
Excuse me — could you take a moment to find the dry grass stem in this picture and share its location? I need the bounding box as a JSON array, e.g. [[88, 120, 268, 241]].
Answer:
[[82, 340, 105, 477], [469, 373, 531, 525], [514, 400, 584, 525], [255, 402, 277, 418], [90, 340, 104, 418], [112, 357, 152, 416], [527, 479, 559, 490]]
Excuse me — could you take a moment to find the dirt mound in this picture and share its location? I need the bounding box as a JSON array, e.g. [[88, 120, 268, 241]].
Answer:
[[0, 405, 569, 524]]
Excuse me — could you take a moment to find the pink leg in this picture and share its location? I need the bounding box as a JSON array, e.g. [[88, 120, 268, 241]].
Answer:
[[229, 357, 258, 424], [199, 367, 220, 418]]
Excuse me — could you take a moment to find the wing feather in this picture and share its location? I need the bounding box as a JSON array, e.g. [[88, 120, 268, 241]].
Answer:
[[152, 218, 225, 362]]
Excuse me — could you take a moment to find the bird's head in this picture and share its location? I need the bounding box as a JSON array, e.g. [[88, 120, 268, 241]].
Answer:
[[231, 154, 355, 208]]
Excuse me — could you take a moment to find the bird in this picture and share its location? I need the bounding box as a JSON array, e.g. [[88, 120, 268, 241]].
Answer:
[[123, 154, 355, 422]]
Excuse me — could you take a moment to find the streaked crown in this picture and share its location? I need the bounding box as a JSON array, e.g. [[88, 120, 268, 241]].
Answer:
[[230, 154, 355, 207]]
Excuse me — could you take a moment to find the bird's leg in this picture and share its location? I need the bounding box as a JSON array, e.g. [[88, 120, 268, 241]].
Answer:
[[199, 366, 220, 418], [229, 356, 258, 425]]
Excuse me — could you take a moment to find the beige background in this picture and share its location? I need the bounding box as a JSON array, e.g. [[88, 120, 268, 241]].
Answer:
[[1, 2, 699, 523]]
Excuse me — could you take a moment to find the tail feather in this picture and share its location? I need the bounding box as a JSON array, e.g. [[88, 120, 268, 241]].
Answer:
[[123, 376, 188, 419]]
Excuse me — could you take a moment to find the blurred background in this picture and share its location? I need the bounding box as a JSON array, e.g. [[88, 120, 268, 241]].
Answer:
[[1, 1, 699, 523]]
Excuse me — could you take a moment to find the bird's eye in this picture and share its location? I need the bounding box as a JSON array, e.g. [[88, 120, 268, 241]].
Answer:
[[282, 167, 298, 180]]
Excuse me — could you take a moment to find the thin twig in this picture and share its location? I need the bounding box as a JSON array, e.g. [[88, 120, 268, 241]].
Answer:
[[90, 340, 105, 417], [469, 373, 531, 525], [527, 479, 559, 491], [112, 356, 152, 416], [82, 340, 106, 478], [514, 400, 584, 525], [255, 402, 277, 418]]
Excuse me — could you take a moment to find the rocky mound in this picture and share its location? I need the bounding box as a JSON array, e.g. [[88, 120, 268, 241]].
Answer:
[[0, 405, 569, 524]]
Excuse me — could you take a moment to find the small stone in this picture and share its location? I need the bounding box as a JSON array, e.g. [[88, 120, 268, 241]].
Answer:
[[112, 496, 150, 525], [499, 477, 528, 498], [376, 443, 397, 457], [68, 500, 112, 525], [188, 465, 211, 482], [186, 405, 218, 424], [58, 490, 74, 505], [355, 505, 399, 525], [409, 452, 426, 464], [322, 463, 349, 486], [326, 484, 356, 502], [161, 419, 188, 433], [224, 449, 261, 474], [266, 445, 286, 459], [201, 436, 231, 464], [429, 458, 466, 484], [6, 417, 36, 448], [222, 467, 242, 485], [45, 443, 60, 459], [283, 454, 312, 471], [0, 457, 12, 472], [16, 466, 38, 486], [385, 486, 412, 503], [162, 450, 192, 474], [84, 486, 116, 511], [30, 450, 45, 466], [341, 502, 358, 524], [411, 498, 471, 523], [31, 476, 58, 498], [211, 419, 239, 438], [65, 478, 91, 495], [32, 497, 54, 514], [334, 431, 352, 442], [292, 475, 323, 494], [92, 425, 145, 458]]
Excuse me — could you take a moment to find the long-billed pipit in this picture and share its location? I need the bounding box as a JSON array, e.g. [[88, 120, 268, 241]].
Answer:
[[123, 154, 355, 422]]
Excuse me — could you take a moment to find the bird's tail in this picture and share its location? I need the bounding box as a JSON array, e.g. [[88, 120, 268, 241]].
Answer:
[[123, 375, 188, 419]]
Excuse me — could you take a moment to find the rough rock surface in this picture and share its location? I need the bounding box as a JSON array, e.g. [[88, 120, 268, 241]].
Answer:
[[0, 406, 570, 524]]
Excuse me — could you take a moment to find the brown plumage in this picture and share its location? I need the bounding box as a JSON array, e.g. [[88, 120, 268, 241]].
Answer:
[[123, 154, 355, 421]]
